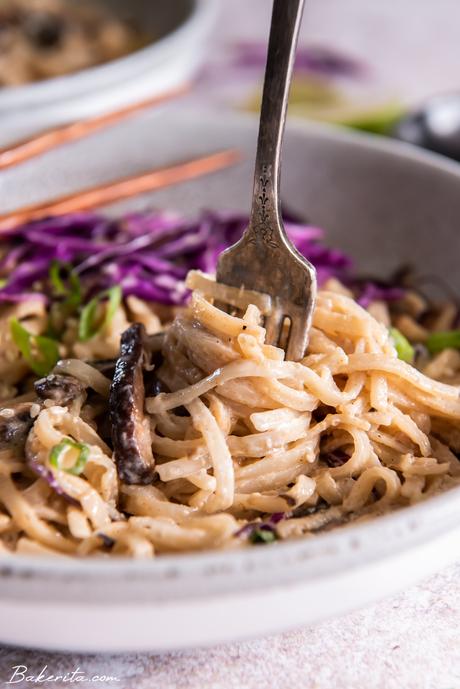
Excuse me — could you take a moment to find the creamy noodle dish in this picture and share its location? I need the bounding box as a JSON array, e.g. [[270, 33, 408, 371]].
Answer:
[[0, 211, 459, 557]]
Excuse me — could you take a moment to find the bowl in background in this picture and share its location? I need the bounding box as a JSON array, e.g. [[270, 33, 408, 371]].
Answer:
[[0, 0, 218, 143]]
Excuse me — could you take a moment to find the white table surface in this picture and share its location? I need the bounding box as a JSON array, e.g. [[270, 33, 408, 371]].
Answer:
[[1, 1, 460, 686]]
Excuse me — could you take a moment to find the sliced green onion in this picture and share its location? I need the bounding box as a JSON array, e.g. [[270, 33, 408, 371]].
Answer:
[[389, 327, 414, 363], [426, 330, 460, 355], [49, 260, 69, 296], [49, 438, 89, 476], [49, 260, 81, 308], [10, 318, 59, 376], [47, 262, 82, 338], [249, 528, 277, 545], [78, 285, 122, 342]]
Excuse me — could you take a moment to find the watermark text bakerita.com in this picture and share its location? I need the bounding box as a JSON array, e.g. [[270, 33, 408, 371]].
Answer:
[[6, 665, 120, 684]]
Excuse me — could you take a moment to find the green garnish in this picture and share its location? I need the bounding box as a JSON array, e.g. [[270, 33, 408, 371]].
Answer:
[[389, 327, 414, 363], [49, 260, 81, 308], [426, 330, 460, 355], [248, 79, 404, 137], [78, 285, 122, 342], [0, 278, 7, 288], [49, 438, 89, 476], [249, 528, 277, 545], [10, 318, 59, 376], [340, 103, 404, 135], [47, 261, 83, 338]]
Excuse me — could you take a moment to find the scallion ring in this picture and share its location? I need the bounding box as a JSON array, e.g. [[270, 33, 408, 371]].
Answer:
[[49, 438, 89, 476]]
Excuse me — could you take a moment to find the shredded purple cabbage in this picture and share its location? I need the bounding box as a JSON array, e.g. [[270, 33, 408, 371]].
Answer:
[[0, 210, 352, 306], [235, 521, 276, 539], [0, 209, 406, 311], [267, 512, 286, 525], [356, 282, 405, 308], [234, 511, 288, 539], [97, 532, 115, 548], [233, 43, 365, 78], [26, 456, 78, 506]]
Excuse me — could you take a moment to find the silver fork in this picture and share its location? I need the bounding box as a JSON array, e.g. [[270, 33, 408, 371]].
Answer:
[[216, 0, 317, 361]]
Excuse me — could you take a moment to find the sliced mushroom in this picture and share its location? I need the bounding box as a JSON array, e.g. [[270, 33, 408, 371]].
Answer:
[[109, 323, 155, 485], [35, 373, 85, 406], [0, 403, 35, 450]]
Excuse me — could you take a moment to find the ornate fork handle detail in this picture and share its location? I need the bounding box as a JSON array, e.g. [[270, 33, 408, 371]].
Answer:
[[249, 164, 279, 249]]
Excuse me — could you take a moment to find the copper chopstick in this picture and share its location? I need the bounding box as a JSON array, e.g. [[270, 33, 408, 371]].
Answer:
[[0, 84, 189, 171], [0, 148, 241, 231]]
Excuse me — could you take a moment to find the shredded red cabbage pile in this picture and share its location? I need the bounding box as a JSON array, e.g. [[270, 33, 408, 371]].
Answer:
[[0, 210, 354, 306], [356, 281, 405, 308], [233, 43, 365, 78]]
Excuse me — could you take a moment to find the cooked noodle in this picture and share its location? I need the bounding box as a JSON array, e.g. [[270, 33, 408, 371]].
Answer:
[[0, 270, 459, 558]]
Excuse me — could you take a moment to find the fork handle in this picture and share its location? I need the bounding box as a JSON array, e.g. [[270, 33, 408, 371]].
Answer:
[[247, 0, 305, 247]]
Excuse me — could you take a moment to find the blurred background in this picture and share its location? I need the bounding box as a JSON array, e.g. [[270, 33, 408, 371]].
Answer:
[[198, 0, 460, 157], [204, 0, 460, 113], [1, 0, 460, 155]]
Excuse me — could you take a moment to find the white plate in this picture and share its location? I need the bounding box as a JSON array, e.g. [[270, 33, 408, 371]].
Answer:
[[1, 109, 460, 652]]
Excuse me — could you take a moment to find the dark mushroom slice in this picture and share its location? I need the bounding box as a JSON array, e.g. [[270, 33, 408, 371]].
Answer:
[[35, 373, 85, 406], [109, 323, 155, 484], [0, 403, 35, 450]]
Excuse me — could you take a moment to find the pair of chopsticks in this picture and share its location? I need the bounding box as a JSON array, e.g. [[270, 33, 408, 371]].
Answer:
[[0, 85, 241, 230]]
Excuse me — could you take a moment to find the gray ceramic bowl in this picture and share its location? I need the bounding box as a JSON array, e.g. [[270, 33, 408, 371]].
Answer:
[[0, 109, 459, 652]]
